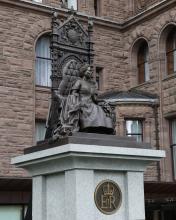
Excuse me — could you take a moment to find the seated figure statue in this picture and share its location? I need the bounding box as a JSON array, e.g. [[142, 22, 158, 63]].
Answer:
[[49, 64, 115, 140]]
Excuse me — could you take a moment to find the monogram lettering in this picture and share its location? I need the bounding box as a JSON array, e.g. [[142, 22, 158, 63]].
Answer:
[[94, 180, 122, 215]]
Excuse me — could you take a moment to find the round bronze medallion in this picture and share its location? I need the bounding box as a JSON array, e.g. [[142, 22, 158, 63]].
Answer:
[[94, 180, 122, 215]]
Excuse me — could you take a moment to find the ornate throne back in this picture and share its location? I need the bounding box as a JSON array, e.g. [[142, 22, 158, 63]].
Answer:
[[45, 12, 94, 139], [59, 59, 81, 96]]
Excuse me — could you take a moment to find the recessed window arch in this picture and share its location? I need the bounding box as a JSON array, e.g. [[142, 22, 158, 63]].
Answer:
[[166, 28, 176, 75], [137, 40, 150, 84], [35, 34, 51, 87]]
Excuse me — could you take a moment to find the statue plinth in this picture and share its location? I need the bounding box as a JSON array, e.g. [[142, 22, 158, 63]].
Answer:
[[12, 133, 165, 220]]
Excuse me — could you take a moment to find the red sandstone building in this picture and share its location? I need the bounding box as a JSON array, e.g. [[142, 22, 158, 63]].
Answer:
[[0, 0, 176, 219]]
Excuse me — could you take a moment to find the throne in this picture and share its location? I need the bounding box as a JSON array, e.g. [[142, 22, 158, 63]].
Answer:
[[45, 12, 94, 139]]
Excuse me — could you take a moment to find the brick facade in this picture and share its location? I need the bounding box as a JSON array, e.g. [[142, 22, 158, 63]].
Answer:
[[0, 1, 176, 216], [0, 0, 175, 178], [123, 5, 176, 182]]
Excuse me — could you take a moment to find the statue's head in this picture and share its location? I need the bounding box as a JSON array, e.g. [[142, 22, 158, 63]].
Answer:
[[79, 64, 92, 78]]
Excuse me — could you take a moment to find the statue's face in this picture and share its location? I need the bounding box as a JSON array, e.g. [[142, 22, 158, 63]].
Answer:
[[84, 66, 92, 78]]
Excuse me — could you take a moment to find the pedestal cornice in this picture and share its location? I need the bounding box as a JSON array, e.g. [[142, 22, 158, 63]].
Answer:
[[11, 135, 165, 176]]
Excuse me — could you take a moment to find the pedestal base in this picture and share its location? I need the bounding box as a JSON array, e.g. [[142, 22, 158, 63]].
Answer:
[[12, 134, 165, 220]]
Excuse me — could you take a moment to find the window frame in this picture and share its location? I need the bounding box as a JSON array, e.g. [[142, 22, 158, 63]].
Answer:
[[95, 66, 103, 90], [33, 0, 42, 2], [137, 41, 149, 84], [125, 118, 143, 142], [35, 34, 52, 87], [65, 0, 78, 10], [0, 205, 27, 220], [35, 120, 46, 143], [169, 118, 176, 180], [166, 29, 176, 75], [94, 0, 101, 16]]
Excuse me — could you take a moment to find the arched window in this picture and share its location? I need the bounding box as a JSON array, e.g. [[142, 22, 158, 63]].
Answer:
[[137, 41, 149, 84], [35, 34, 51, 87], [166, 29, 176, 75]]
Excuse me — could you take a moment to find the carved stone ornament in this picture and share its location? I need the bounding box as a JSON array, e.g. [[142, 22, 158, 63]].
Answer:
[[94, 180, 122, 215], [56, 16, 89, 49]]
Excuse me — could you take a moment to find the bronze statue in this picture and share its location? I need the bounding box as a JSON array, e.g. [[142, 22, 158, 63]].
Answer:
[[44, 13, 115, 141], [49, 64, 114, 140]]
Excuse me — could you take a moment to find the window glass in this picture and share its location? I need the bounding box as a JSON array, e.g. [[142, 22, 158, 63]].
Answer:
[[33, 0, 42, 2], [0, 206, 22, 220], [94, 0, 100, 16], [67, 0, 77, 10], [166, 30, 176, 75], [126, 120, 143, 142], [137, 41, 149, 84], [144, 48, 150, 81], [173, 146, 176, 179], [170, 119, 176, 179], [35, 121, 46, 142], [35, 35, 51, 87], [171, 119, 176, 145], [96, 67, 103, 90]]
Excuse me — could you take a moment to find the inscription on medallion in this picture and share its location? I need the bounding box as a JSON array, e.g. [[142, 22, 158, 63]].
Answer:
[[94, 180, 122, 215]]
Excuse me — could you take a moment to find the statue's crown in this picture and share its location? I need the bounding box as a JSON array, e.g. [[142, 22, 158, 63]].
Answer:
[[103, 183, 114, 196]]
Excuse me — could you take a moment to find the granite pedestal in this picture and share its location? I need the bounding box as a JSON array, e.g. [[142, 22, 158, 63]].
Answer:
[[12, 133, 165, 220]]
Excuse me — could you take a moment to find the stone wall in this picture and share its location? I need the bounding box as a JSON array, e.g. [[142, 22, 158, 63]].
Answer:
[[0, 2, 124, 177], [29, 0, 167, 21], [123, 4, 176, 181], [0, 0, 175, 183], [28, 0, 165, 22], [134, 0, 163, 14], [0, 3, 51, 176], [116, 104, 159, 181], [30, 0, 127, 21]]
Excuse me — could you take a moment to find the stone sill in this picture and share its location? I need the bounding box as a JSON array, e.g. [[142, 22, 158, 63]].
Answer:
[[164, 111, 176, 118], [130, 80, 157, 90], [35, 85, 51, 93], [162, 73, 176, 82]]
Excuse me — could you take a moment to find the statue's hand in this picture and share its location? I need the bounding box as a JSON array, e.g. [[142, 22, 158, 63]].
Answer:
[[53, 90, 62, 102], [92, 93, 99, 103], [71, 89, 79, 97], [97, 100, 113, 117], [54, 90, 58, 97]]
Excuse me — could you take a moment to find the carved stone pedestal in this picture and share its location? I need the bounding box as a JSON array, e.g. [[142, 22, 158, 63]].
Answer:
[[12, 133, 165, 220]]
